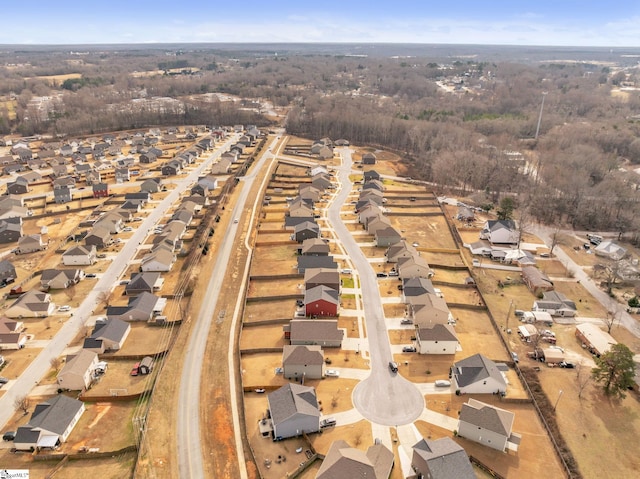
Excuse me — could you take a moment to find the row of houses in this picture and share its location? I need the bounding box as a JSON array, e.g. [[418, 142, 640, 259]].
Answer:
[[355, 170, 402, 247]]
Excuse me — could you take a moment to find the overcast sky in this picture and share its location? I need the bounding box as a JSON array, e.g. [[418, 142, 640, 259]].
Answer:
[[2, 0, 639, 46]]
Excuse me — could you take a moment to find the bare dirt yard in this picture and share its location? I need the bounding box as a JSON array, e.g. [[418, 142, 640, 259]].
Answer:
[[244, 300, 295, 322]]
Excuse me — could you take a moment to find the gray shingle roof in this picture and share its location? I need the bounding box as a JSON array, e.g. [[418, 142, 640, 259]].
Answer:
[[267, 383, 320, 426], [452, 353, 506, 388], [412, 437, 475, 479], [459, 398, 514, 437], [26, 395, 84, 435]]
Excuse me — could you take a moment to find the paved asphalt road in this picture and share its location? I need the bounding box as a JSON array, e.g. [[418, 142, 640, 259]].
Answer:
[[177, 143, 276, 478], [0, 134, 238, 431], [329, 148, 424, 426]]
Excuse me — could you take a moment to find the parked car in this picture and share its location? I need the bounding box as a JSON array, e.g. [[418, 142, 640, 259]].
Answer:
[[559, 361, 575, 369], [412, 242, 419, 247], [58, 305, 71, 312], [342, 269, 352, 274], [320, 417, 337, 428], [325, 369, 340, 377], [254, 388, 265, 393], [130, 362, 140, 376], [376, 272, 387, 278], [0, 377, 9, 384], [388, 269, 399, 277], [123, 227, 133, 232], [511, 352, 519, 363], [97, 253, 107, 259], [388, 361, 398, 373], [296, 300, 304, 307], [86, 273, 97, 278], [400, 318, 413, 325], [402, 346, 417, 353], [435, 380, 451, 387], [3, 431, 16, 441]]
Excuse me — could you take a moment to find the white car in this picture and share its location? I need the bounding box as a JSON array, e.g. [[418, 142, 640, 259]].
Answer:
[[435, 380, 451, 387], [58, 305, 71, 312], [325, 369, 340, 377]]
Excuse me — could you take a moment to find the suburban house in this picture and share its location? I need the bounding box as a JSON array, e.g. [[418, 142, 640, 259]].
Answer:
[[304, 285, 339, 317], [402, 277, 436, 299], [451, 353, 507, 394], [386, 240, 418, 263], [83, 318, 131, 353], [375, 225, 402, 247], [362, 179, 384, 192], [575, 323, 618, 357], [362, 152, 377, 164], [305, 268, 340, 291], [115, 167, 130, 183], [161, 160, 182, 176], [62, 245, 97, 266], [533, 291, 577, 317], [84, 226, 112, 249], [287, 320, 344, 348], [153, 221, 187, 251], [40, 269, 84, 290], [286, 215, 316, 230], [54, 186, 72, 204], [358, 203, 383, 227], [299, 238, 330, 256], [140, 249, 176, 272], [0, 259, 17, 283], [94, 212, 124, 234], [407, 293, 454, 327], [57, 349, 99, 391], [457, 205, 476, 223], [267, 383, 321, 440], [16, 234, 46, 254], [0, 317, 27, 349], [106, 292, 164, 322], [521, 266, 554, 296], [316, 440, 394, 479], [13, 395, 85, 451], [416, 324, 459, 354], [141, 178, 161, 194], [282, 345, 324, 380], [398, 256, 435, 280], [594, 241, 627, 261], [125, 272, 164, 296], [0, 220, 22, 244], [5, 290, 55, 318], [7, 177, 29, 195], [411, 437, 476, 479], [363, 170, 381, 182], [85, 170, 101, 186], [479, 220, 519, 245], [92, 183, 109, 198], [297, 255, 337, 274], [457, 398, 521, 452]]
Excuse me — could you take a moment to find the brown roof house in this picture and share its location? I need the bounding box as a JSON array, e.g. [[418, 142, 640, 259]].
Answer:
[[267, 383, 320, 440], [299, 237, 330, 256], [5, 290, 55, 318], [305, 268, 340, 292], [13, 395, 85, 451], [316, 440, 394, 479], [532, 291, 577, 317], [16, 234, 46, 254], [106, 292, 164, 322], [411, 437, 475, 479], [282, 345, 324, 380], [0, 317, 27, 350], [521, 266, 554, 296], [57, 349, 99, 391], [416, 324, 459, 355], [40, 269, 84, 290], [140, 248, 176, 272], [457, 398, 521, 452], [287, 319, 344, 348], [84, 225, 112, 249], [407, 293, 454, 327], [62, 245, 97, 266]]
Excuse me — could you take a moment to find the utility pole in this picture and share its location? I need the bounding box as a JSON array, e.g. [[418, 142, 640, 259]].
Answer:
[[534, 91, 548, 140], [505, 300, 514, 332], [553, 389, 564, 411]]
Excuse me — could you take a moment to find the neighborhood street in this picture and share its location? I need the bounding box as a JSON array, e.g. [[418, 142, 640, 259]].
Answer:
[[0, 134, 239, 431], [328, 148, 424, 426]]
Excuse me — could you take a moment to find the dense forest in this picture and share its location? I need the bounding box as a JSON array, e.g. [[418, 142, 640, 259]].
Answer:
[[1, 44, 640, 232]]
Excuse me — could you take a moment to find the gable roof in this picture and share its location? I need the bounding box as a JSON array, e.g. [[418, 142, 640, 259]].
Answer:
[[267, 383, 320, 426], [59, 349, 97, 378], [89, 318, 130, 343], [459, 398, 514, 437], [25, 395, 84, 435], [452, 353, 506, 389], [417, 323, 459, 342], [412, 437, 475, 479], [289, 319, 343, 343], [317, 440, 394, 479], [282, 345, 324, 367], [304, 284, 339, 305]]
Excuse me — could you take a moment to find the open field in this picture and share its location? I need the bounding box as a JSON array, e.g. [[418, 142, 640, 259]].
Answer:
[[240, 324, 286, 350], [248, 277, 302, 297], [389, 215, 457, 250], [244, 300, 294, 322]]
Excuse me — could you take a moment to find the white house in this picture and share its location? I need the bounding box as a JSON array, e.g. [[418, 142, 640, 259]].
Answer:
[[267, 383, 320, 440], [451, 353, 507, 394], [458, 398, 521, 452], [62, 245, 97, 266], [416, 324, 459, 354]]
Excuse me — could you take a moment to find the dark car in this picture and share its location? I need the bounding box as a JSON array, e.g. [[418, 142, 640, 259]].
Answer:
[[86, 273, 97, 278], [402, 346, 417, 353], [0, 377, 9, 384], [3, 431, 16, 441], [388, 361, 398, 373], [296, 300, 304, 307], [376, 272, 387, 278], [560, 361, 575, 369]]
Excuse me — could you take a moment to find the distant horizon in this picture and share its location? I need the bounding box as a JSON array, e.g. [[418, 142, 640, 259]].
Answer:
[[1, 1, 638, 47]]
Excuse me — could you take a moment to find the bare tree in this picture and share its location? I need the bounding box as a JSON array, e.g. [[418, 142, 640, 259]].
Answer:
[[575, 360, 591, 399], [97, 290, 112, 308], [65, 284, 77, 302], [603, 308, 621, 334], [599, 258, 624, 295], [50, 357, 62, 372], [14, 395, 30, 415], [549, 226, 563, 256]]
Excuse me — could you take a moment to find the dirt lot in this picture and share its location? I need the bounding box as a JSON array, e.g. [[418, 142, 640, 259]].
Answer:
[[451, 307, 511, 362], [389, 215, 457, 250], [83, 360, 157, 397], [248, 278, 302, 298], [241, 323, 286, 350], [244, 300, 295, 322]]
